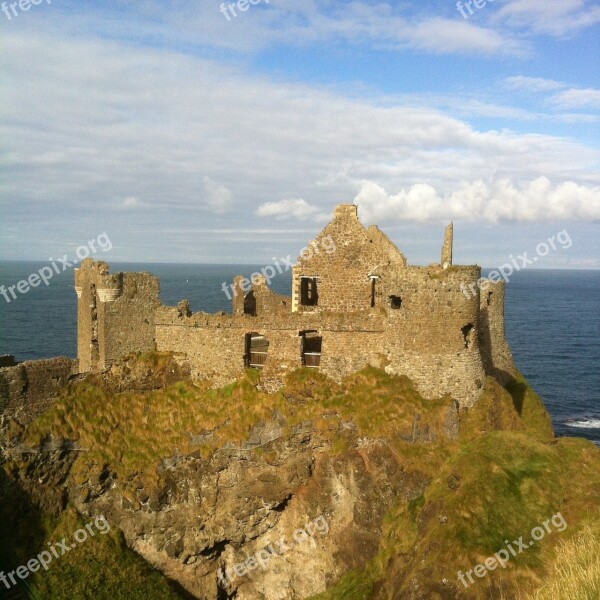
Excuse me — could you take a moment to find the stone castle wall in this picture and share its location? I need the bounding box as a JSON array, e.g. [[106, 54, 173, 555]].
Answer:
[[0, 357, 77, 426], [75, 259, 160, 371], [381, 265, 486, 404], [479, 280, 515, 385], [155, 307, 385, 389], [75, 203, 516, 407], [232, 275, 291, 317]]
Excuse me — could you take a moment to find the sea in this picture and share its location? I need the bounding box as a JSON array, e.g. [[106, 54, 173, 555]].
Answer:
[[0, 262, 598, 446]]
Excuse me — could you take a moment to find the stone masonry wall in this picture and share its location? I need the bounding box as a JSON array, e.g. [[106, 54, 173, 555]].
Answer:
[[232, 275, 291, 317], [380, 265, 486, 405], [75, 203, 515, 408], [102, 273, 160, 367], [0, 357, 77, 426], [75, 259, 160, 372], [155, 307, 385, 390], [479, 280, 516, 385], [292, 205, 407, 314]]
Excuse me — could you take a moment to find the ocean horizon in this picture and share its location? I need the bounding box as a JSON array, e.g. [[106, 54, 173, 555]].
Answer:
[[1, 261, 598, 446]]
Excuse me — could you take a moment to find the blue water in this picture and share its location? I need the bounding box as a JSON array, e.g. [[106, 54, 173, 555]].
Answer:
[[0, 262, 598, 444]]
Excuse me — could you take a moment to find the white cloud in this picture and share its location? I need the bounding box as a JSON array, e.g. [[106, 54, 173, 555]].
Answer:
[[550, 88, 600, 110], [256, 199, 325, 221], [401, 18, 526, 56], [25, 0, 529, 58], [503, 76, 566, 92], [1, 29, 600, 263], [493, 0, 600, 35], [121, 196, 144, 209], [354, 177, 600, 224], [202, 176, 233, 214]]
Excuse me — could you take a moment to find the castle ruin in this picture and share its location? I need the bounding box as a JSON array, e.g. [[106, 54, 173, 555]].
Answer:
[[74, 204, 515, 406]]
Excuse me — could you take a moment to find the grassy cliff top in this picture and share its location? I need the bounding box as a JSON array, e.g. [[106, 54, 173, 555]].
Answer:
[[2, 352, 599, 600]]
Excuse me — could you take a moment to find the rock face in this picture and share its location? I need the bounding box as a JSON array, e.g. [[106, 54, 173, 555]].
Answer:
[[61, 423, 428, 599], [5, 356, 563, 600], [6, 412, 434, 599]]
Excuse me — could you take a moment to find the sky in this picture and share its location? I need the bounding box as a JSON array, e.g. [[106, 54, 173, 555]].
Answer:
[[0, 0, 599, 268]]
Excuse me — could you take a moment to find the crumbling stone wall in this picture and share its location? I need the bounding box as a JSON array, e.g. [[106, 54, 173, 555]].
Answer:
[[75, 259, 160, 372], [441, 222, 453, 269], [382, 265, 486, 405], [479, 280, 516, 384], [0, 355, 17, 368], [155, 308, 385, 390], [292, 205, 407, 314], [232, 275, 291, 317], [0, 357, 77, 426], [77, 203, 516, 407]]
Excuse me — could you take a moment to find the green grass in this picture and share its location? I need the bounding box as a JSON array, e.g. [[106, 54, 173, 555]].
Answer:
[[23, 509, 185, 600], [5, 353, 597, 600], [517, 515, 600, 600], [7, 361, 455, 498]]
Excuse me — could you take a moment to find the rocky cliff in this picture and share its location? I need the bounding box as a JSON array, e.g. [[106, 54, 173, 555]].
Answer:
[[1, 352, 599, 600]]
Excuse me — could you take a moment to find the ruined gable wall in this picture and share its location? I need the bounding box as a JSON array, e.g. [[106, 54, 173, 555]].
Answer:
[[479, 280, 516, 385], [293, 205, 407, 314]]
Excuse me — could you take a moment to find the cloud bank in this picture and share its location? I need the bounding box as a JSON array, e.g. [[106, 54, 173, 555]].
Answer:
[[355, 178, 600, 224]]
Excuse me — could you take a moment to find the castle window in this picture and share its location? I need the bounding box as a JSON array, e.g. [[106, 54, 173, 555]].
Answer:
[[389, 295, 402, 309], [486, 291, 493, 306], [243, 291, 257, 316], [369, 275, 379, 308], [300, 277, 318, 306], [245, 333, 269, 368], [300, 331, 322, 368], [461, 323, 474, 349]]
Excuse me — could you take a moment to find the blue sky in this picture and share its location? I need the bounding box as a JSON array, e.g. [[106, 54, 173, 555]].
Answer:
[[0, 0, 599, 268]]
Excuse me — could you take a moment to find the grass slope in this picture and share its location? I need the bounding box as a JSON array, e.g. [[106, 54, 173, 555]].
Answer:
[[2, 353, 599, 599]]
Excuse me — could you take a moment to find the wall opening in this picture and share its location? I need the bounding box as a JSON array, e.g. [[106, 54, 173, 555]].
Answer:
[[300, 277, 318, 306], [389, 295, 402, 309], [243, 291, 257, 316], [461, 323, 474, 349], [90, 283, 99, 368], [300, 331, 322, 368], [369, 276, 378, 307], [245, 333, 269, 368], [486, 291, 493, 306]]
